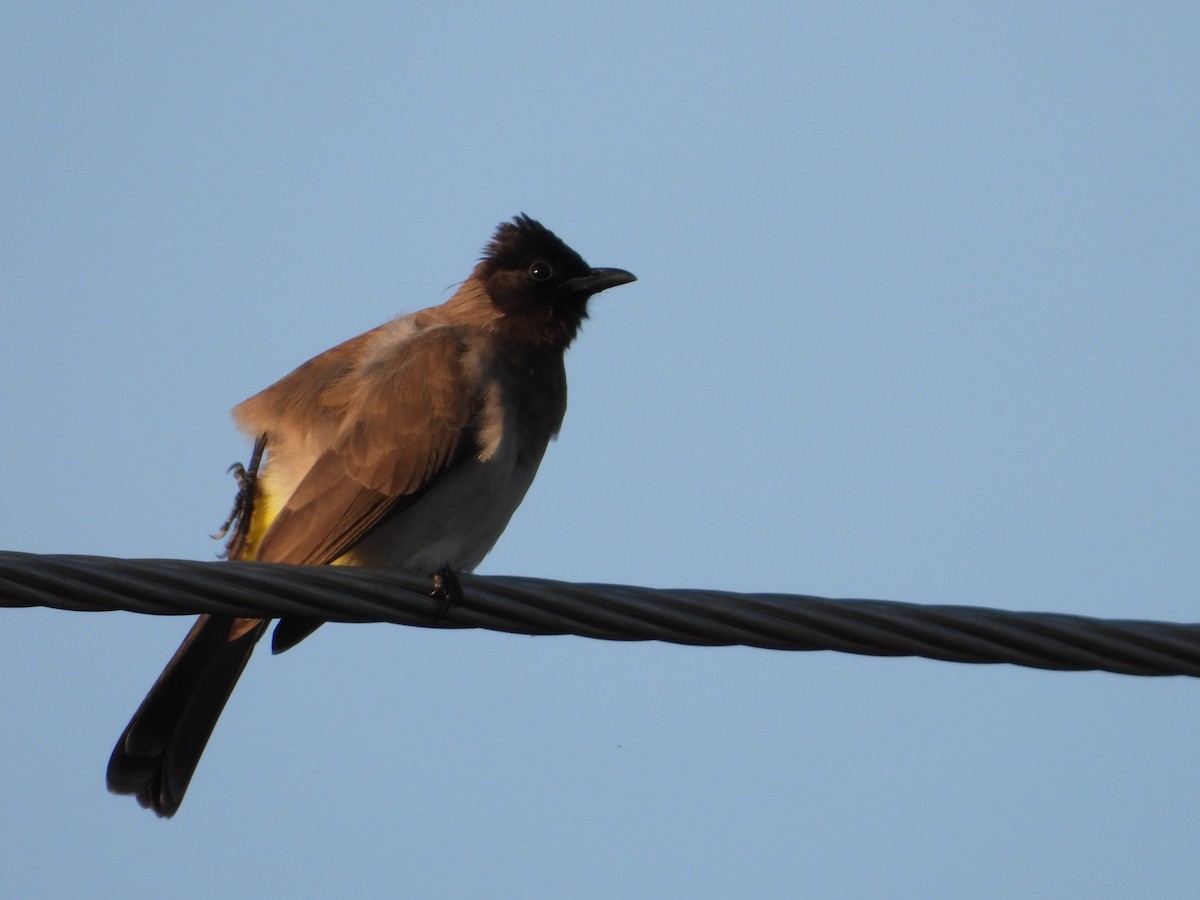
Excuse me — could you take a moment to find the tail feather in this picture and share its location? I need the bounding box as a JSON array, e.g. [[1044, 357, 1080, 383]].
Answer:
[[107, 614, 266, 817]]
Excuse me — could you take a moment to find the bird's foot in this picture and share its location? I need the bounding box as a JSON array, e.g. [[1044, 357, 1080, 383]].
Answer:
[[430, 567, 464, 622], [211, 462, 252, 540], [211, 435, 265, 559]]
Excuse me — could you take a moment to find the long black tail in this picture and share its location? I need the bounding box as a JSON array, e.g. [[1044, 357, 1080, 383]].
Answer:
[[106, 615, 267, 817]]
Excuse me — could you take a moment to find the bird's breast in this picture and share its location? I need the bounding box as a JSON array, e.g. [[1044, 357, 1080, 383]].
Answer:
[[337, 346, 567, 573], [341, 429, 549, 572]]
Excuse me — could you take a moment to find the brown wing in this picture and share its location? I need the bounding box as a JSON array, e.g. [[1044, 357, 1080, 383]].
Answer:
[[254, 326, 478, 567]]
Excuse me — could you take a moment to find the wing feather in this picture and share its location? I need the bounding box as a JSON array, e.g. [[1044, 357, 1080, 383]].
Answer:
[[254, 326, 478, 567]]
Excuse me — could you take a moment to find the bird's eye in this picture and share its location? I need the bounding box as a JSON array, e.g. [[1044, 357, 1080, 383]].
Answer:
[[528, 260, 554, 282]]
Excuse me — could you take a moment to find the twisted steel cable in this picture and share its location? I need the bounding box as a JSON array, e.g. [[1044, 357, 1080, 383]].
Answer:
[[2, 550, 1198, 677]]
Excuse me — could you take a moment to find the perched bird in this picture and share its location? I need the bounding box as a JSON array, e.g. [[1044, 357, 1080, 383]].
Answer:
[[106, 215, 635, 817]]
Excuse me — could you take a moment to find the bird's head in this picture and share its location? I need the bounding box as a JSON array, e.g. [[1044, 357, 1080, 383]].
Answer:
[[477, 214, 636, 348]]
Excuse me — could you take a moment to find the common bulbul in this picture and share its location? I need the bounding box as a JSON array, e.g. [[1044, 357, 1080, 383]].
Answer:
[[106, 215, 635, 817]]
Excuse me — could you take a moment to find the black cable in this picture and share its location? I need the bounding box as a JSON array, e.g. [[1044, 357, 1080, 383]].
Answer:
[[2, 550, 1197, 677]]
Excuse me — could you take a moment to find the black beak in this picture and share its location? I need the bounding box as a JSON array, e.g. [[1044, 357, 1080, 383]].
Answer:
[[565, 267, 637, 297]]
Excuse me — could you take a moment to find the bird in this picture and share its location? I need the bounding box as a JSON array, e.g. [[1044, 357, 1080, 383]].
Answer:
[[106, 214, 636, 817]]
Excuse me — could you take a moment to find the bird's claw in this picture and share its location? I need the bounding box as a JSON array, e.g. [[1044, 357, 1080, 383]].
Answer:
[[212, 436, 265, 558], [430, 567, 464, 622]]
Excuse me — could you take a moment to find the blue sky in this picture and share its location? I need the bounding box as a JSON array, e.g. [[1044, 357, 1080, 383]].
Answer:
[[2, 3, 1198, 897]]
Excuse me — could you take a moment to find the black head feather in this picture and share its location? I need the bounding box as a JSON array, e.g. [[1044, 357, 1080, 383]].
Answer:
[[481, 214, 589, 276], [475, 214, 634, 349]]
